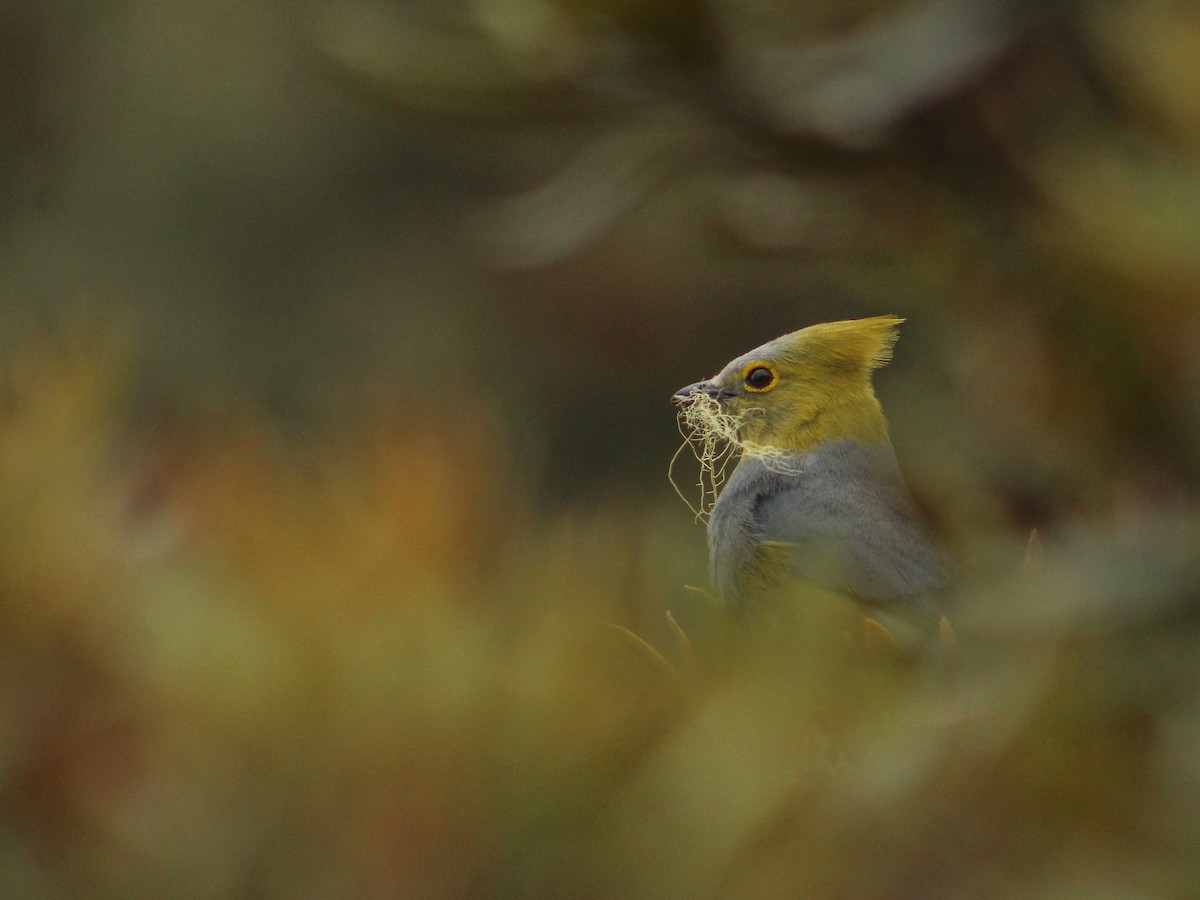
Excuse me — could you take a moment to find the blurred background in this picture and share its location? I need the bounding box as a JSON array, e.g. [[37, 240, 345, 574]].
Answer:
[[2, 0, 1200, 896]]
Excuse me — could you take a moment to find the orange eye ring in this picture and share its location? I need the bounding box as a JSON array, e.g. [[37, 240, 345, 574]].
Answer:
[[743, 363, 778, 392]]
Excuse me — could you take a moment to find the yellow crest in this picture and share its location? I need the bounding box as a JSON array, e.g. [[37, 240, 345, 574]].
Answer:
[[778, 315, 904, 374]]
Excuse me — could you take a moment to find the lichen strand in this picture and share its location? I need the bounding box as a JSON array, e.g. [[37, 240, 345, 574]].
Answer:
[[670, 393, 800, 521]]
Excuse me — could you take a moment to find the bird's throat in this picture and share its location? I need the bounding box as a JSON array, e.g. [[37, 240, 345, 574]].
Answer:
[[752, 396, 891, 455]]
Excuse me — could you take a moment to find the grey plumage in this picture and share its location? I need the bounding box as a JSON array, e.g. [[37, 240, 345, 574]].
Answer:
[[708, 438, 949, 618]]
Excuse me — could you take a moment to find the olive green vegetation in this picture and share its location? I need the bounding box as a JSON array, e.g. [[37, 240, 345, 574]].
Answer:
[[2, 1, 1200, 896], [5, 332, 1198, 898]]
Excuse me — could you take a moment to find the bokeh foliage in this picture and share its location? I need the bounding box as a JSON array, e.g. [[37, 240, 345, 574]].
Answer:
[[2, 0, 1200, 896]]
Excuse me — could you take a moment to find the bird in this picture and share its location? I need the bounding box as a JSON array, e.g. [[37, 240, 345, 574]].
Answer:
[[671, 315, 949, 633]]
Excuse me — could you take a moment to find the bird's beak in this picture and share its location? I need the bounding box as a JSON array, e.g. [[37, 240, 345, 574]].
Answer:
[[672, 380, 730, 405]]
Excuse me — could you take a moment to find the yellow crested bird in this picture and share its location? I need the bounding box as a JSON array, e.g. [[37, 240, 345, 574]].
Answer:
[[672, 316, 949, 630]]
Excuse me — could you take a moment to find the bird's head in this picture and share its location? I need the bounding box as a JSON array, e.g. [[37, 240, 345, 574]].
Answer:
[[672, 316, 903, 453]]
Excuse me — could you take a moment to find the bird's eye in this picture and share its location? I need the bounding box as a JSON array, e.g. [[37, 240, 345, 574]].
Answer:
[[744, 366, 776, 391]]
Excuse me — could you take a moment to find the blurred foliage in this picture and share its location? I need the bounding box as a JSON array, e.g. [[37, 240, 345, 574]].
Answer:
[[1, 330, 1199, 897], [1, 0, 1200, 896]]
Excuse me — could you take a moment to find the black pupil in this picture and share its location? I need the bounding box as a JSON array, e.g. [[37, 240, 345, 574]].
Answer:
[[747, 367, 772, 388]]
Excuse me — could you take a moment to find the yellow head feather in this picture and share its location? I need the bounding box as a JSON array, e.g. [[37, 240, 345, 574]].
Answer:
[[708, 315, 904, 454], [779, 315, 904, 373]]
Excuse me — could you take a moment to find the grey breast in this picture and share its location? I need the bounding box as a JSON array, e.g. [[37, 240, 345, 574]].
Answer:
[[707, 438, 948, 612]]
